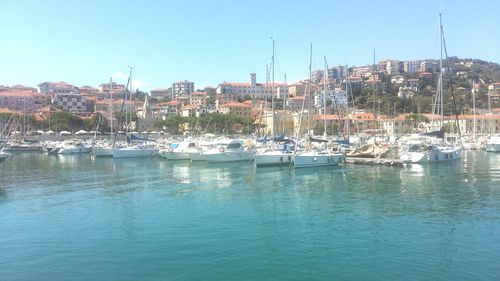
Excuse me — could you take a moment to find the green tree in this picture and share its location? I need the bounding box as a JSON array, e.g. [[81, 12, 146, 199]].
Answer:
[[42, 112, 83, 132]]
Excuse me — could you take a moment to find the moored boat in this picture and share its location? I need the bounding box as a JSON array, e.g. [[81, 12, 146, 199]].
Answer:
[[204, 139, 254, 162], [293, 150, 344, 168], [485, 136, 500, 152]]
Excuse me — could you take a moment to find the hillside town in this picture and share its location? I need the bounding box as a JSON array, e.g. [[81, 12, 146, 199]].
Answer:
[[1, 57, 500, 137]]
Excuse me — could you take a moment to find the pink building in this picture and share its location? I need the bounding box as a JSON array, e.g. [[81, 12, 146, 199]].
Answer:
[[0, 90, 51, 113]]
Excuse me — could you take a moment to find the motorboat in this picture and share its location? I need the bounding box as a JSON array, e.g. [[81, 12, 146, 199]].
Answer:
[[203, 139, 254, 162], [112, 144, 157, 158], [254, 142, 294, 167], [160, 140, 199, 160], [3, 141, 43, 152], [400, 140, 463, 163], [486, 136, 500, 152], [293, 150, 344, 168], [56, 139, 91, 154]]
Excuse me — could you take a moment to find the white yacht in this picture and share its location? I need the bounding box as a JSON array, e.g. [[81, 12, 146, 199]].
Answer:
[[204, 139, 254, 162], [399, 15, 463, 164], [254, 143, 294, 167], [293, 150, 344, 168], [160, 140, 199, 160], [56, 139, 91, 154], [3, 141, 43, 152], [400, 140, 463, 163], [112, 144, 157, 158], [486, 136, 500, 152]]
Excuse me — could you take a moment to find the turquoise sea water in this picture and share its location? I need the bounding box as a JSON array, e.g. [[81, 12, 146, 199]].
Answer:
[[1, 151, 499, 281]]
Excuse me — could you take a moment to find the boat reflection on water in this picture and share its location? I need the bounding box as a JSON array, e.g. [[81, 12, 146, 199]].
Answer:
[[56, 154, 93, 169]]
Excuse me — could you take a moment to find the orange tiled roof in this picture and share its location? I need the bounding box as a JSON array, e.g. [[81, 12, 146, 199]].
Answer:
[[0, 91, 36, 97], [165, 100, 180, 106], [221, 102, 251, 108], [351, 112, 376, 120], [313, 114, 344, 121]]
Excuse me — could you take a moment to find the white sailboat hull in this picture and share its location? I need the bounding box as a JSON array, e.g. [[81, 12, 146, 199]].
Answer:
[[486, 143, 500, 152], [486, 137, 500, 152], [205, 151, 254, 163], [293, 152, 344, 168], [190, 153, 207, 161], [58, 146, 91, 154], [401, 146, 463, 163], [160, 147, 200, 160], [92, 147, 114, 157], [160, 151, 192, 160], [255, 151, 293, 167], [113, 147, 157, 158]]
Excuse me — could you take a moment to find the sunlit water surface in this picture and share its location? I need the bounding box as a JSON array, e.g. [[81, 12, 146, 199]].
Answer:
[[1, 151, 499, 280]]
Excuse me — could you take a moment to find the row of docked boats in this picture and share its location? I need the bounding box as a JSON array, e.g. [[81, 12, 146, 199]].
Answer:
[[0, 131, 499, 166], [0, 135, 345, 168], [159, 137, 344, 168]]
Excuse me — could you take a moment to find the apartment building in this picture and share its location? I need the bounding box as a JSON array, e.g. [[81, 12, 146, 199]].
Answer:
[[38, 81, 79, 94], [0, 90, 51, 112], [53, 93, 92, 113], [172, 80, 194, 97], [219, 102, 252, 117], [216, 73, 288, 106]]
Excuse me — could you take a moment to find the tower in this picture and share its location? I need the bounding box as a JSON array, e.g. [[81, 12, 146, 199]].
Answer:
[[250, 73, 256, 86]]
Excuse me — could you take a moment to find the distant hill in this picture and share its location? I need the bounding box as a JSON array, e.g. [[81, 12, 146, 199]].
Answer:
[[447, 57, 500, 84]]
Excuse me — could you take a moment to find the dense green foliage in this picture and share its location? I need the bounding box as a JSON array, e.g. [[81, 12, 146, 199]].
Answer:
[[156, 113, 255, 135]]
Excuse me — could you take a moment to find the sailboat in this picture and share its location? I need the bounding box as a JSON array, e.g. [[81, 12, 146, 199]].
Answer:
[[254, 38, 294, 167], [112, 67, 158, 158], [400, 14, 463, 164], [293, 44, 344, 168]]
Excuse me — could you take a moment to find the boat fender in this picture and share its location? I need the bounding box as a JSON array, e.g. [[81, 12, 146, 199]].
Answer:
[[219, 147, 225, 152]]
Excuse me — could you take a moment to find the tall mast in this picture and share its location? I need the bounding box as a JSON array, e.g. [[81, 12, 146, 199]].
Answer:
[[472, 80, 476, 140], [488, 81, 492, 135], [109, 77, 113, 136], [271, 37, 276, 139], [283, 73, 287, 135], [307, 42, 312, 136], [372, 48, 377, 115], [439, 13, 444, 129], [264, 64, 269, 135], [323, 56, 327, 137], [128, 66, 134, 133]]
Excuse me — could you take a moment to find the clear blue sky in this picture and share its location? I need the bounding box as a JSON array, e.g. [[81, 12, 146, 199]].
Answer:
[[1, 0, 499, 91]]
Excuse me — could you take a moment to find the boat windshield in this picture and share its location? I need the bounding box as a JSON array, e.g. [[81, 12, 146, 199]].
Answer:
[[226, 142, 242, 149]]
